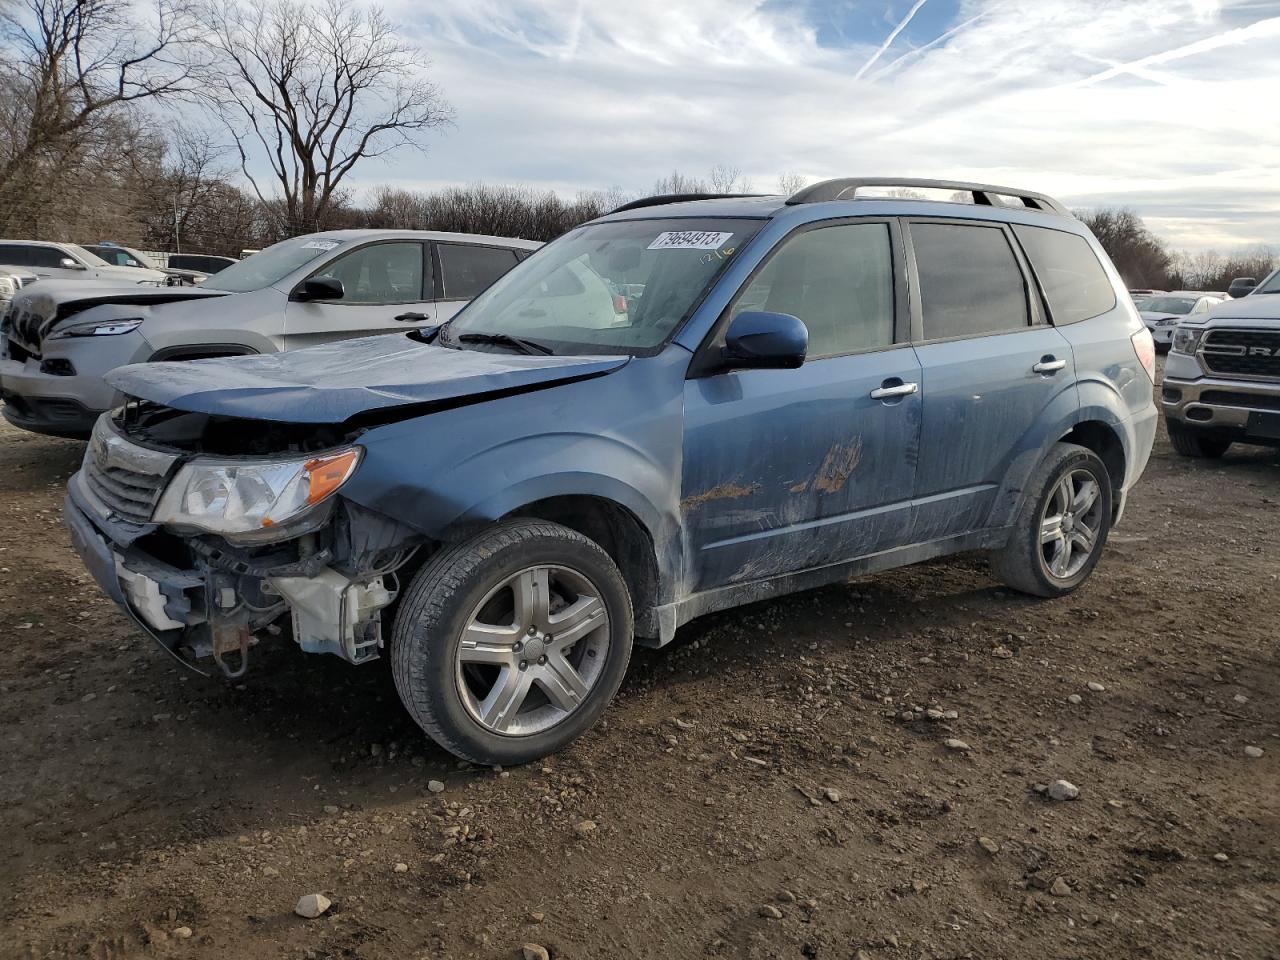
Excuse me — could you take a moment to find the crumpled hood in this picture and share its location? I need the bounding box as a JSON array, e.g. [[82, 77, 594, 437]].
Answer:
[[106, 333, 630, 423], [4, 280, 228, 351]]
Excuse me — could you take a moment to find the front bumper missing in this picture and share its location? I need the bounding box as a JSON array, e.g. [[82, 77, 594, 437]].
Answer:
[[66, 478, 398, 677]]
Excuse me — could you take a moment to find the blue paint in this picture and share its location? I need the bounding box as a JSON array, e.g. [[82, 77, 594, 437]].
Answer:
[[87, 191, 1157, 645]]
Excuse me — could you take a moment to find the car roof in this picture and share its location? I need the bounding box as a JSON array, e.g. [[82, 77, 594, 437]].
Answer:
[[0, 239, 71, 246], [303, 229, 542, 249]]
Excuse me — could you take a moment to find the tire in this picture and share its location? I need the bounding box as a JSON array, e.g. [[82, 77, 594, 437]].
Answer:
[[991, 443, 1113, 598], [1167, 421, 1231, 459], [391, 519, 633, 765]]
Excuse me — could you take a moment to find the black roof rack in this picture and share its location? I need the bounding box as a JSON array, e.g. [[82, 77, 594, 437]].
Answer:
[[610, 192, 768, 213], [785, 178, 1070, 216]]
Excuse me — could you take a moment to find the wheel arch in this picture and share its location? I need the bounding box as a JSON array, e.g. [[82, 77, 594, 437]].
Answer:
[[1059, 419, 1125, 521], [499, 495, 664, 641], [146, 343, 260, 363]]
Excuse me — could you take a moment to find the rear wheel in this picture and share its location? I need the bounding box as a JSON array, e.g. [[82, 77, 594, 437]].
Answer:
[[391, 520, 633, 765], [991, 443, 1112, 598], [1167, 421, 1231, 459]]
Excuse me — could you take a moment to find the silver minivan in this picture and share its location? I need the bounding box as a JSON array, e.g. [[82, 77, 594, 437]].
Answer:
[[1, 229, 539, 436]]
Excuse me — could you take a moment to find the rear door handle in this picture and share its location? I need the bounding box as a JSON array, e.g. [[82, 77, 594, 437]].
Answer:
[[870, 381, 919, 400], [1032, 357, 1067, 374], [394, 312, 429, 322]]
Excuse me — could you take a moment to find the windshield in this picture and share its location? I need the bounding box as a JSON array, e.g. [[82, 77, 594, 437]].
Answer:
[[443, 217, 765, 354], [202, 235, 346, 293], [1257, 268, 1280, 294], [1141, 296, 1195, 314]]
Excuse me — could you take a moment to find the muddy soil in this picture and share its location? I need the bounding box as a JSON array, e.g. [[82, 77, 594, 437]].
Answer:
[[1, 391, 1277, 960]]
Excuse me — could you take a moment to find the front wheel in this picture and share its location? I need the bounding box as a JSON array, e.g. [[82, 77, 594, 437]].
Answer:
[[1167, 421, 1231, 459], [391, 520, 633, 765], [991, 443, 1113, 598]]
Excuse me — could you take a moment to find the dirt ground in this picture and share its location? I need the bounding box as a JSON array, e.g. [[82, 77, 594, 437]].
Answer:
[[2, 372, 1277, 960]]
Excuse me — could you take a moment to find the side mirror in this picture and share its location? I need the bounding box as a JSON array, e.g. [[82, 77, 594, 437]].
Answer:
[[722, 311, 807, 371], [295, 276, 344, 301], [1227, 277, 1257, 299], [60, 258, 86, 270]]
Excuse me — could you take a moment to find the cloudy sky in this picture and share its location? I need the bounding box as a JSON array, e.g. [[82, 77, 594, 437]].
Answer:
[[357, 0, 1279, 252]]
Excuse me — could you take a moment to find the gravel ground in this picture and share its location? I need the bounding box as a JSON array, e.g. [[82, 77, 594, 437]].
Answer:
[[1, 380, 1277, 960]]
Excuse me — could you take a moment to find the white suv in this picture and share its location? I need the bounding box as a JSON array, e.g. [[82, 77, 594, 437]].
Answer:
[[0, 240, 169, 284]]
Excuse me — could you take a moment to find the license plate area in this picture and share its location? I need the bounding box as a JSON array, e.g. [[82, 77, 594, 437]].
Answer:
[[1247, 411, 1280, 440]]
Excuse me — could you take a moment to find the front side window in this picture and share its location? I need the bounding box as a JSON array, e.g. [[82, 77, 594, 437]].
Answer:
[[444, 217, 765, 355], [28, 245, 68, 268], [730, 222, 895, 358], [439, 245, 519, 300], [912, 222, 1030, 339], [1257, 268, 1280, 294], [308, 241, 425, 304], [1012, 225, 1116, 324], [202, 235, 347, 293]]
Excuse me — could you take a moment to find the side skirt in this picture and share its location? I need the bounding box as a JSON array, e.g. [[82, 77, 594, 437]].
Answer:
[[642, 527, 1010, 647]]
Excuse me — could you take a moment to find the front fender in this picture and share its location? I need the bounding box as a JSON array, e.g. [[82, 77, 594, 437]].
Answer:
[[339, 348, 690, 595]]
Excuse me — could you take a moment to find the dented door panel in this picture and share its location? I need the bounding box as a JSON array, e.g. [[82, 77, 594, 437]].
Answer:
[[681, 346, 922, 592]]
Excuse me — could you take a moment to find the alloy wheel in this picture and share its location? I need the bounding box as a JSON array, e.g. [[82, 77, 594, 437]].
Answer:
[[1038, 469, 1104, 580], [454, 565, 610, 736]]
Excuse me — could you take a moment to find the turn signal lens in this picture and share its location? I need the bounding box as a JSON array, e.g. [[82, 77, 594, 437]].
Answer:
[[305, 449, 361, 505]]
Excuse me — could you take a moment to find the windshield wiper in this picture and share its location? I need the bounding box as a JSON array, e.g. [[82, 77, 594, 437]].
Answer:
[[455, 331, 554, 355]]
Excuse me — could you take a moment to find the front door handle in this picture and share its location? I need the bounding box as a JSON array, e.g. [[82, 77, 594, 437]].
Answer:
[[1032, 356, 1067, 374], [394, 312, 429, 322], [870, 380, 919, 400]]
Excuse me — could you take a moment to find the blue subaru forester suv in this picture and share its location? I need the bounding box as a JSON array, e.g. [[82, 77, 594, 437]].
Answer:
[[64, 178, 1158, 764]]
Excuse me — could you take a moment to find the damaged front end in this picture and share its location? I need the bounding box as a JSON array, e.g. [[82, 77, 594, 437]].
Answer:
[[66, 402, 423, 678]]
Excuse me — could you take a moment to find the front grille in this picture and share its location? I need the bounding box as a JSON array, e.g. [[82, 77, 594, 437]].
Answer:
[[83, 458, 167, 524], [1201, 329, 1280, 379], [1198, 390, 1280, 413], [81, 417, 179, 525]]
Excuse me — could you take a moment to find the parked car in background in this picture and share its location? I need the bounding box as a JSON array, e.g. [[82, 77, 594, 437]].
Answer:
[[62, 178, 1156, 765], [1163, 288, 1280, 457], [0, 240, 169, 284], [1, 229, 538, 436], [167, 253, 238, 275], [83, 243, 209, 286], [1226, 268, 1280, 299], [1129, 288, 1163, 299], [1138, 292, 1222, 349], [0, 269, 39, 309]]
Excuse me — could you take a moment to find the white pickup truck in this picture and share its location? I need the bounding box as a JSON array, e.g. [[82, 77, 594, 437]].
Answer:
[[1162, 268, 1280, 456]]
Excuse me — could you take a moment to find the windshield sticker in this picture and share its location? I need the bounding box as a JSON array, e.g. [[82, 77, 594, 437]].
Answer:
[[301, 240, 340, 251], [647, 231, 734, 251]]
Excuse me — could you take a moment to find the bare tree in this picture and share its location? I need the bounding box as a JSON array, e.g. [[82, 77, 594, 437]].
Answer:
[[0, 0, 198, 230], [1076, 208, 1173, 288], [198, 0, 452, 236], [709, 163, 751, 193], [776, 171, 807, 196]]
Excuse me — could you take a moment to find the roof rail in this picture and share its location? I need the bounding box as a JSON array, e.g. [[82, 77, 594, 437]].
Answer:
[[785, 178, 1070, 216], [610, 192, 768, 213]]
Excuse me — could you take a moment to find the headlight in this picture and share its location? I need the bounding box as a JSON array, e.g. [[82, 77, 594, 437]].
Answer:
[[153, 447, 361, 537], [1171, 326, 1206, 355], [0, 277, 15, 299], [51, 317, 143, 338]]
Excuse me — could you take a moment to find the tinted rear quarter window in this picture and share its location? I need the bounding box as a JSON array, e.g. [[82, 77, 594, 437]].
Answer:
[[911, 223, 1029, 339], [439, 244, 519, 299], [1013, 224, 1116, 324]]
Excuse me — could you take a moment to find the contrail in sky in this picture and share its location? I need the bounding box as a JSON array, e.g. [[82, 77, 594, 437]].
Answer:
[[855, 0, 931, 80]]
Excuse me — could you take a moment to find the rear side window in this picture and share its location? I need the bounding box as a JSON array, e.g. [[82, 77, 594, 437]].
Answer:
[[1013, 225, 1116, 324], [0, 245, 31, 266], [439, 244, 519, 299], [911, 223, 1029, 339], [731, 222, 895, 358]]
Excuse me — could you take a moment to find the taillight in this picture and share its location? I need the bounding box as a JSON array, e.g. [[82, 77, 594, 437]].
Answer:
[[1131, 328, 1156, 382], [612, 294, 627, 315]]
